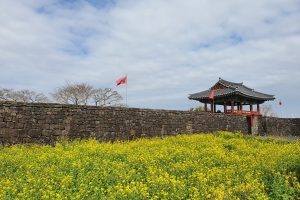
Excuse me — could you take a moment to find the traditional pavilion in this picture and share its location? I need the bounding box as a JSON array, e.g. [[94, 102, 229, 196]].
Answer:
[[188, 77, 275, 117]]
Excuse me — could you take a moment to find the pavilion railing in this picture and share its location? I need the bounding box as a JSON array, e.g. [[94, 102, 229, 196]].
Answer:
[[225, 110, 260, 115]]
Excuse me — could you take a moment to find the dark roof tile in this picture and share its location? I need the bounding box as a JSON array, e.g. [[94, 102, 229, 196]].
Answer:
[[188, 77, 275, 101]]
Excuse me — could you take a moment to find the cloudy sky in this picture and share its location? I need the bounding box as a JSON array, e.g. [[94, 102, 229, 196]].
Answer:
[[1, 0, 299, 117]]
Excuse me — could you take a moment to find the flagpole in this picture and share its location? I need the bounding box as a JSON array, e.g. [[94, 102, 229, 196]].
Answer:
[[280, 104, 281, 118], [209, 90, 214, 113], [279, 99, 282, 118], [213, 90, 214, 113], [126, 74, 127, 106]]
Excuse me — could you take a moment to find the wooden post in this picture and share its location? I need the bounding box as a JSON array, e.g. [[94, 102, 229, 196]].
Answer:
[[204, 103, 207, 112], [250, 104, 253, 113], [240, 102, 243, 112], [231, 101, 234, 113], [214, 103, 216, 113], [224, 102, 227, 113], [257, 104, 260, 114], [250, 115, 254, 134], [211, 103, 213, 113]]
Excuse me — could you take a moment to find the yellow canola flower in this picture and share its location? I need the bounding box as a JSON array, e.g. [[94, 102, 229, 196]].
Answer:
[[0, 132, 300, 199]]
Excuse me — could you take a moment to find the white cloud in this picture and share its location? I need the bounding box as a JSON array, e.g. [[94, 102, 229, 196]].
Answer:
[[0, 0, 299, 117]]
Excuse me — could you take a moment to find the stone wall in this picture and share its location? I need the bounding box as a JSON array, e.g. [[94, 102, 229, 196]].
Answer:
[[257, 117, 300, 137], [0, 101, 249, 145]]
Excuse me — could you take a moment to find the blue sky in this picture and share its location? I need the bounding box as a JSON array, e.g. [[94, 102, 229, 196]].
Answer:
[[0, 0, 300, 117]]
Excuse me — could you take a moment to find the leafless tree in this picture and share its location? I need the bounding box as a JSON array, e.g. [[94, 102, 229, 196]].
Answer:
[[92, 88, 123, 106], [0, 88, 50, 103], [51, 81, 95, 105], [0, 88, 13, 101], [260, 105, 278, 117], [50, 81, 126, 106], [189, 106, 210, 112], [50, 86, 71, 104], [115, 103, 129, 108], [77, 83, 95, 105]]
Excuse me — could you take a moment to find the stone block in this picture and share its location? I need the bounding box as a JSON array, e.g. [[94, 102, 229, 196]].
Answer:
[[4, 117, 12, 122], [42, 130, 52, 137], [42, 124, 49, 130], [59, 124, 65, 130], [39, 136, 51, 144], [64, 125, 70, 131], [0, 128, 18, 137], [45, 119, 52, 123], [50, 124, 59, 130], [61, 130, 69, 136], [0, 122, 6, 128], [17, 129, 27, 136], [14, 123, 24, 129], [68, 131, 78, 136], [30, 118, 37, 123], [6, 122, 14, 128], [53, 130, 62, 136], [28, 129, 42, 138], [2, 137, 19, 144]]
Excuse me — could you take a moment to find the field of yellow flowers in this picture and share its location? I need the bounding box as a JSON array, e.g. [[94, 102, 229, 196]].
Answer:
[[0, 131, 300, 199]]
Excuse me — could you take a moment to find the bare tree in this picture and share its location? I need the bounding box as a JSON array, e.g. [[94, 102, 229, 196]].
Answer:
[[0, 88, 13, 101], [50, 81, 126, 106], [0, 88, 50, 103], [51, 81, 95, 105], [92, 88, 123, 106], [20, 90, 50, 103], [260, 105, 278, 117], [76, 82, 95, 105], [50, 86, 71, 104], [189, 106, 210, 112]]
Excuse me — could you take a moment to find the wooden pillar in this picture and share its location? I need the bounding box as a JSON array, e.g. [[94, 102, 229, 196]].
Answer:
[[204, 103, 207, 112], [240, 102, 243, 111], [250, 104, 253, 113], [231, 101, 234, 113], [211, 103, 213, 113], [214, 104, 216, 113], [224, 102, 227, 113], [250, 115, 254, 134], [257, 104, 260, 114], [250, 115, 254, 127]]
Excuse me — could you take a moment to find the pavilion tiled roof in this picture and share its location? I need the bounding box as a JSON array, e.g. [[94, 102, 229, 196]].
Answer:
[[188, 77, 275, 101]]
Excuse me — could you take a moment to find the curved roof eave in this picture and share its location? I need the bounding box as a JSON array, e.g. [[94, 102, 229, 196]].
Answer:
[[188, 77, 276, 102], [188, 90, 275, 101], [235, 87, 275, 100]]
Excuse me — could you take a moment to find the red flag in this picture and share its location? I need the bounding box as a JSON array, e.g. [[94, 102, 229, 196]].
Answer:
[[279, 100, 282, 105], [209, 90, 214, 99], [116, 75, 127, 86]]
